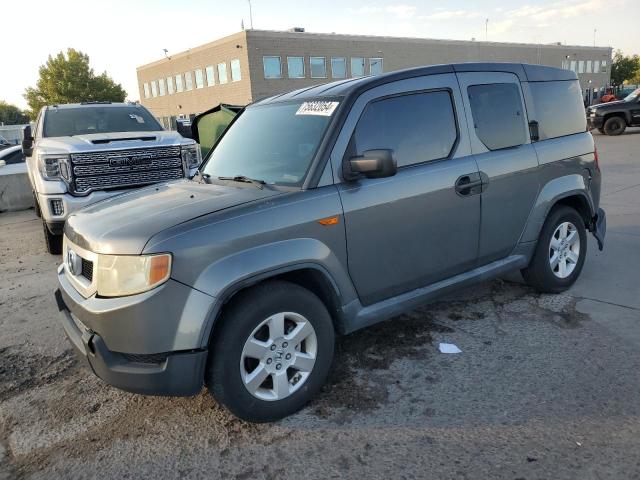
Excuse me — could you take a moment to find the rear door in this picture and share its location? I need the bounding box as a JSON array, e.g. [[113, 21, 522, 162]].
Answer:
[[456, 72, 540, 265], [331, 74, 481, 306]]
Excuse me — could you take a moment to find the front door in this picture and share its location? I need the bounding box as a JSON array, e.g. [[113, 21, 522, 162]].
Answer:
[[332, 74, 481, 306]]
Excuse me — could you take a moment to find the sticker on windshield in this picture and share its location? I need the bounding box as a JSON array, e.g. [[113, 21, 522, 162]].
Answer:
[[296, 101, 339, 117]]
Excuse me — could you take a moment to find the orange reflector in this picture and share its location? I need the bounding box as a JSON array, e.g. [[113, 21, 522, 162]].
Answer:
[[148, 255, 171, 285], [318, 216, 339, 226]]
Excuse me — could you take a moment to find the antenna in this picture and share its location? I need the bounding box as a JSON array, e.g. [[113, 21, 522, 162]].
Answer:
[[248, 0, 254, 29]]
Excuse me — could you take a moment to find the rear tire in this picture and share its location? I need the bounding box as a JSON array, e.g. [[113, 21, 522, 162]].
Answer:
[[43, 221, 63, 255], [603, 116, 626, 136], [522, 205, 587, 293], [206, 281, 335, 422]]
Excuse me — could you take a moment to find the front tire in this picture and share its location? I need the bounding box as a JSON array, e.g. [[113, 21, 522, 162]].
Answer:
[[603, 116, 626, 136], [43, 221, 63, 255], [206, 281, 335, 422], [522, 206, 587, 293]]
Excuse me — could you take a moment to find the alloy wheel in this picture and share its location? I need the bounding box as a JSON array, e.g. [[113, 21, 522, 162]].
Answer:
[[549, 221, 581, 279]]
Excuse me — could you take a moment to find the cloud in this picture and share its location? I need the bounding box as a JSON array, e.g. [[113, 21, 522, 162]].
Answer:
[[420, 10, 482, 20], [508, 0, 607, 21], [354, 4, 417, 19]]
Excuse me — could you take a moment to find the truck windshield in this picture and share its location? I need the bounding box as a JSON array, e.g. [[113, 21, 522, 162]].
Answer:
[[43, 106, 163, 137], [202, 100, 337, 187], [623, 88, 640, 102]]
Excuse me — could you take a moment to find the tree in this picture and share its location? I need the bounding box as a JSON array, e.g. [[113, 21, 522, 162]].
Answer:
[[610, 50, 640, 86], [0, 101, 30, 125], [24, 49, 126, 118]]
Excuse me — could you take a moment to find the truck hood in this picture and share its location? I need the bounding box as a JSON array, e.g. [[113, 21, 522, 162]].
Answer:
[[36, 131, 187, 153], [65, 179, 283, 254], [589, 100, 626, 112]]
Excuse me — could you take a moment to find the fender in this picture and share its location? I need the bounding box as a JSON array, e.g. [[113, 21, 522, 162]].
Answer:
[[193, 238, 357, 347], [520, 174, 595, 244]]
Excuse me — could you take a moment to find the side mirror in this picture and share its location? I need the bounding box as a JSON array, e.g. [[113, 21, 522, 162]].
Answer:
[[176, 119, 194, 139], [344, 149, 397, 181], [21, 125, 33, 157]]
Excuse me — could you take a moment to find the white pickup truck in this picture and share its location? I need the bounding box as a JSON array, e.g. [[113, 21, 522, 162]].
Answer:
[[22, 102, 201, 253]]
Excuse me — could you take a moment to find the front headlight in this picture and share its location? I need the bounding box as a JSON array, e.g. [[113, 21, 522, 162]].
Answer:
[[38, 154, 70, 180], [96, 253, 171, 297], [181, 144, 202, 168]]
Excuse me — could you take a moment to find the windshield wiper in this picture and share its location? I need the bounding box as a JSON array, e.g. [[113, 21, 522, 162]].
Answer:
[[217, 175, 266, 189]]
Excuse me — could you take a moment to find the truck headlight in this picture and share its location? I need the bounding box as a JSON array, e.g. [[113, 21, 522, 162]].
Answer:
[[181, 144, 202, 168], [38, 154, 70, 180], [96, 253, 171, 297]]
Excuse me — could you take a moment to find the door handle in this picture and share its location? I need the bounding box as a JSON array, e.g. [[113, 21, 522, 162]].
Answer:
[[455, 173, 482, 196]]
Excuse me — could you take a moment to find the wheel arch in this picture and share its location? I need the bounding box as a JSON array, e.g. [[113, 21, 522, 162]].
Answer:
[[603, 111, 629, 125]]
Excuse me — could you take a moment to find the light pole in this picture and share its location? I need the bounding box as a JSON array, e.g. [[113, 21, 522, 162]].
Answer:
[[248, 0, 254, 30], [593, 28, 597, 47], [485, 18, 489, 41]]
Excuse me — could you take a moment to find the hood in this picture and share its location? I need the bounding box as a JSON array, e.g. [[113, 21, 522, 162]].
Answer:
[[589, 100, 626, 112], [36, 131, 188, 154], [65, 179, 283, 254]]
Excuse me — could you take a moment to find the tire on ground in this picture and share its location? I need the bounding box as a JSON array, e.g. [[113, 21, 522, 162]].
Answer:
[[43, 221, 63, 255], [603, 116, 626, 136]]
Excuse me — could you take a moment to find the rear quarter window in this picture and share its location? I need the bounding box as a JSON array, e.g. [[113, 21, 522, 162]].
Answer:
[[529, 80, 586, 140]]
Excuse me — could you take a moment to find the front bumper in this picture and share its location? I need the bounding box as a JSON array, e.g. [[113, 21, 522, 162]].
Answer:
[[587, 115, 604, 130], [37, 189, 133, 226], [55, 264, 215, 396]]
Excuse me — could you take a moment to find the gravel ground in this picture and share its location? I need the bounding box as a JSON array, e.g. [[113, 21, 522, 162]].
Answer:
[[1, 130, 639, 479]]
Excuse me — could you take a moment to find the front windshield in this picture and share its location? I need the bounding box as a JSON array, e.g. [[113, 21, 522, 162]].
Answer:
[[43, 106, 162, 137], [623, 88, 640, 102], [202, 100, 338, 187]]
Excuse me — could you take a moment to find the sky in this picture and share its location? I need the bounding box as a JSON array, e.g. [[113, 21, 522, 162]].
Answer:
[[2, 0, 637, 109]]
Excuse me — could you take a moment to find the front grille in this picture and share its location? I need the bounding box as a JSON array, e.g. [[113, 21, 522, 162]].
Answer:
[[81, 258, 93, 282], [69, 146, 184, 194]]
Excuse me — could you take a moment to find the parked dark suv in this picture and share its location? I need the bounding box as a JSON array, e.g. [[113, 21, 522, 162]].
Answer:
[[587, 87, 640, 135], [56, 63, 606, 422]]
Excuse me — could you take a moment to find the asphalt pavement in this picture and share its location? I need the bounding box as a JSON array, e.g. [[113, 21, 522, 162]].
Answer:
[[0, 129, 638, 479]]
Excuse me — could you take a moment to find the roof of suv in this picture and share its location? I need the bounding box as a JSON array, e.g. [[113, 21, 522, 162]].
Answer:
[[44, 102, 141, 110], [255, 62, 577, 106]]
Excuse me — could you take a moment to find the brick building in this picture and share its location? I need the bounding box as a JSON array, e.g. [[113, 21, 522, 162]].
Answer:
[[136, 29, 612, 127]]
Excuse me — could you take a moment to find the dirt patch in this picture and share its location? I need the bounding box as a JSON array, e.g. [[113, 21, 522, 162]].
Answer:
[[311, 307, 453, 417], [0, 347, 76, 402]]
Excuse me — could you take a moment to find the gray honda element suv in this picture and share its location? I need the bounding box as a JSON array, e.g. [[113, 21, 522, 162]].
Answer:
[[56, 63, 606, 422]]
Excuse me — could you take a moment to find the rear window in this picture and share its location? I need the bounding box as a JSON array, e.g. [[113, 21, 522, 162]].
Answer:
[[529, 80, 586, 140], [352, 91, 458, 168], [43, 106, 162, 137], [468, 83, 528, 151]]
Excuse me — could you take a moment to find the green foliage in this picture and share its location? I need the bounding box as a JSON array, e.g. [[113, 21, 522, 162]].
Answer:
[[0, 101, 30, 125], [24, 49, 126, 118], [610, 50, 640, 86]]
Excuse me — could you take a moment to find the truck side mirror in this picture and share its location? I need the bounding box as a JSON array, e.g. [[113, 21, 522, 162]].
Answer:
[[22, 125, 34, 157], [344, 149, 397, 181]]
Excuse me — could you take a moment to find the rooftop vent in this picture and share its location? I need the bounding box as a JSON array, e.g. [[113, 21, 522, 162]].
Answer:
[[288, 27, 305, 33]]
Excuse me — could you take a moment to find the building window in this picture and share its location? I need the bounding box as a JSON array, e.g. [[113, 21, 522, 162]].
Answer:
[[175, 74, 184, 93], [351, 57, 365, 77], [143, 83, 150, 99], [570, 60, 577, 72], [194, 69, 204, 88], [310, 57, 327, 78], [467, 83, 528, 151], [287, 56, 305, 78], [206, 66, 215, 86], [578, 60, 585, 73], [158, 78, 166, 96], [231, 59, 241, 81], [353, 91, 458, 168], [585, 61, 592, 74], [151, 80, 158, 97], [331, 57, 346, 78], [369, 58, 383, 75], [561, 60, 569, 70], [263, 56, 282, 79], [166, 76, 174, 94], [218, 62, 228, 84], [600, 60, 607, 73], [184, 71, 193, 91]]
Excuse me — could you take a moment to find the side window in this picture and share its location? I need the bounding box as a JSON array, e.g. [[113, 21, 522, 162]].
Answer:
[[467, 83, 527, 151], [529, 80, 586, 140], [352, 91, 458, 168]]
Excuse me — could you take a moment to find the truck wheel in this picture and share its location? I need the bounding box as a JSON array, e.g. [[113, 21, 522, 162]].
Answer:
[[206, 281, 335, 422], [603, 116, 626, 136], [33, 192, 41, 218], [522, 205, 587, 293], [43, 221, 63, 255]]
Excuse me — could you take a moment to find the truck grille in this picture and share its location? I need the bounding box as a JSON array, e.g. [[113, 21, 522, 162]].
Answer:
[[81, 258, 93, 282], [69, 146, 184, 194]]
